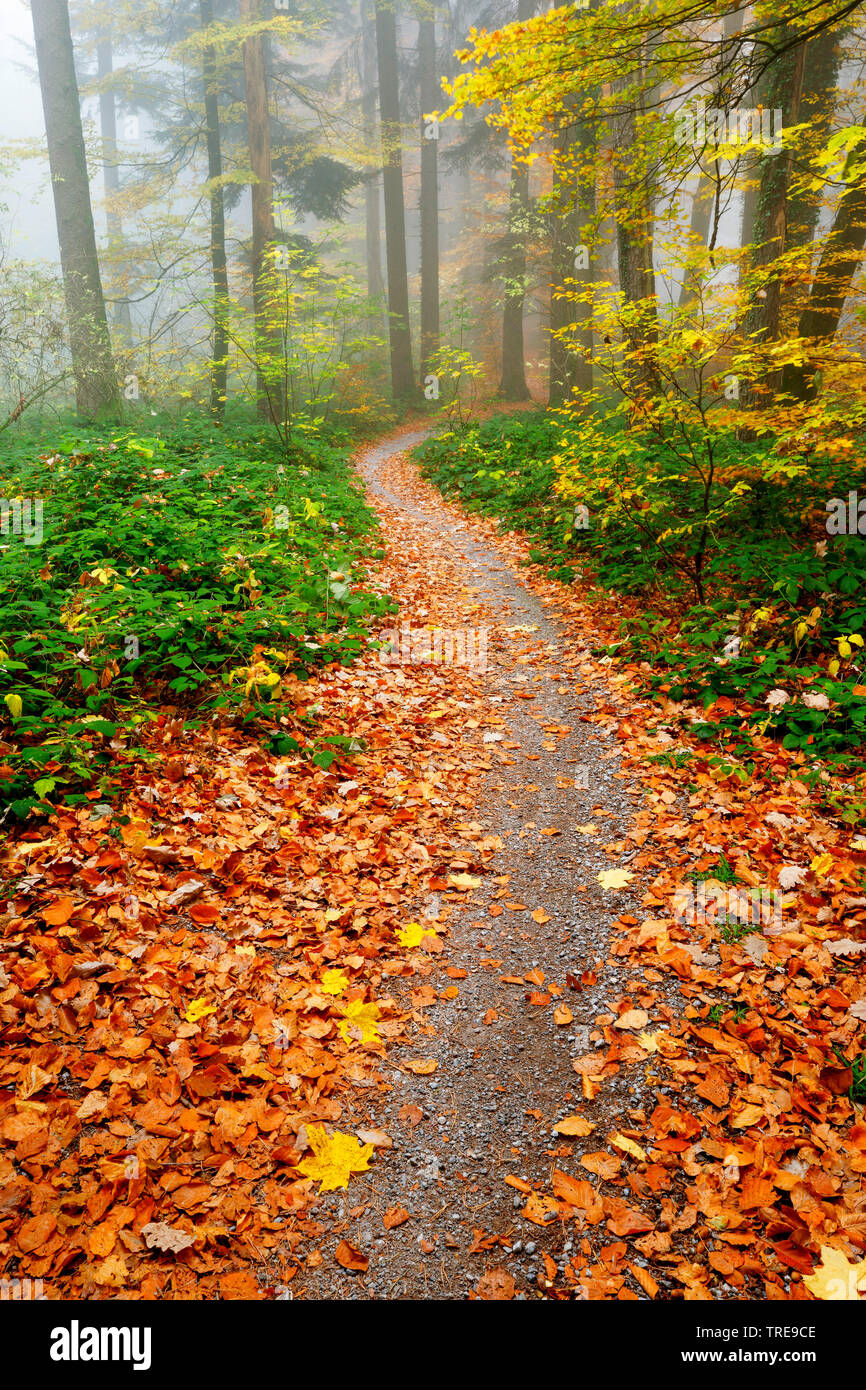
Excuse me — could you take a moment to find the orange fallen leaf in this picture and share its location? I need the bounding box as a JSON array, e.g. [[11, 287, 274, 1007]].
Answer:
[[477, 1268, 515, 1300], [42, 897, 74, 925], [580, 1151, 622, 1180], [553, 1114, 595, 1137], [383, 1206, 410, 1230], [188, 903, 220, 924], [404, 1058, 438, 1075], [335, 1240, 369, 1272], [88, 1222, 116, 1259], [18, 1212, 57, 1253]]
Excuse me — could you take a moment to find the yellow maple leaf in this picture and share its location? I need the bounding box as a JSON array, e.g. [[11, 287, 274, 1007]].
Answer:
[[636, 1030, 660, 1052], [396, 921, 438, 949], [810, 852, 833, 878], [320, 968, 349, 996], [597, 868, 634, 890], [337, 999, 381, 1045], [803, 1246, 866, 1300], [297, 1124, 374, 1193], [185, 998, 216, 1024]]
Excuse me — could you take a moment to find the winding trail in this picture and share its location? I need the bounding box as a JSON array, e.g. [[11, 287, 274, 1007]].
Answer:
[[298, 426, 652, 1300]]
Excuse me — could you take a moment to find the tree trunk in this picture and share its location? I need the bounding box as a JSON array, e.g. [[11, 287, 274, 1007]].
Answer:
[[678, 168, 714, 310], [739, 28, 806, 406], [499, 0, 536, 401], [239, 0, 278, 422], [786, 27, 845, 252], [200, 0, 229, 420], [32, 0, 118, 418], [418, 13, 440, 386], [96, 38, 131, 338], [549, 99, 594, 407], [612, 69, 657, 400], [361, 5, 385, 322], [375, 0, 416, 404], [782, 176, 866, 401]]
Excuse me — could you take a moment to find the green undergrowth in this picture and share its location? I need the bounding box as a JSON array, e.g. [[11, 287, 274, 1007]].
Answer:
[[415, 413, 866, 788], [0, 411, 393, 817]]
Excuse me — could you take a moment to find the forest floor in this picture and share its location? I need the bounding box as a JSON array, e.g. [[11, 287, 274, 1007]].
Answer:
[[1, 425, 864, 1302]]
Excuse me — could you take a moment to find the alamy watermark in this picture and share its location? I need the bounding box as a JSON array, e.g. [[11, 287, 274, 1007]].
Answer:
[[1, 1276, 46, 1300], [0, 497, 43, 545], [826, 491, 866, 535], [378, 625, 488, 673], [673, 880, 782, 930], [674, 102, 783, 150]]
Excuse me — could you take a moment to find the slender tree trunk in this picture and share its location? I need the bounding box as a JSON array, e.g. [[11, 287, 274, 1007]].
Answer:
[[418, 13, 440, 386], [96, 38, 131, 338], [678, 168, 714, 310], [239, 0, 278, 422], [361, 6, 385, 323], [32, 0, 118, 418], [612, 70, 657, 399], [782, 176, 866, 400], [200, 0, 229, 420], [498, 0, 537, 401], [549, 98, 594, 407], [680, 8, 743, 312], [499, 150, 531, 400], [739, 29, 806, 406], [375, 0, 416, 404]]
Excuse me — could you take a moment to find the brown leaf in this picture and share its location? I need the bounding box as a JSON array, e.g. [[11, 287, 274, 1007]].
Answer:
[[476, 1268, 515, 1300], [335, 1240, 369, 1272], [18, 1212, 56, 1253], [383, 1206, 410, 1230]]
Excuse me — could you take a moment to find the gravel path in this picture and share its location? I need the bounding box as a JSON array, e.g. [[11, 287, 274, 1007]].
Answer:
[[298, 426, 653, 1300]]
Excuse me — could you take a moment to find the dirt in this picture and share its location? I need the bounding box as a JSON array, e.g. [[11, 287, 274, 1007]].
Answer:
[[291, 425, 671, 1301]]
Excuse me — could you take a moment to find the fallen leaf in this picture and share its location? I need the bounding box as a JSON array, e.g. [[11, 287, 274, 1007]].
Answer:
[[335, 1240, 368, 1273], [141, 1222, 195, 1254], [476, 1268, 515, 1300], [803, 1246, 866, 1301], [597, 868, 634, 890], [297, 1125, 374, 1193], [553, 1114, 595, 1137]]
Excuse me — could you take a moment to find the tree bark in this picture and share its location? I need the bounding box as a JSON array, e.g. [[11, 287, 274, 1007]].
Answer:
[[739, 27, 806, 406], [678, 169, 714, 310], [200, 0, 229, 420], [549, 98, 594, 407], [375, 0, 416, 404], [32, 0, 118, 418], [361, 5, 385, 323], [611, 68, 657, 400], [499, 0, 536, 401], [418, 13, 440, 385], [239, 0, 278, 421], [782, 175, 866, 401], [96, 37, 131, 338]]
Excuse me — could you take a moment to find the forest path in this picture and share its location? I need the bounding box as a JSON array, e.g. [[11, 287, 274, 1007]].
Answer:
[[297, 425, 651, 1300]]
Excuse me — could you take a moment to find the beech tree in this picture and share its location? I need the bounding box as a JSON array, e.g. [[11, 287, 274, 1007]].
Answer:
[[31, 0, 118, 417], [375, 0, 416, 402]]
